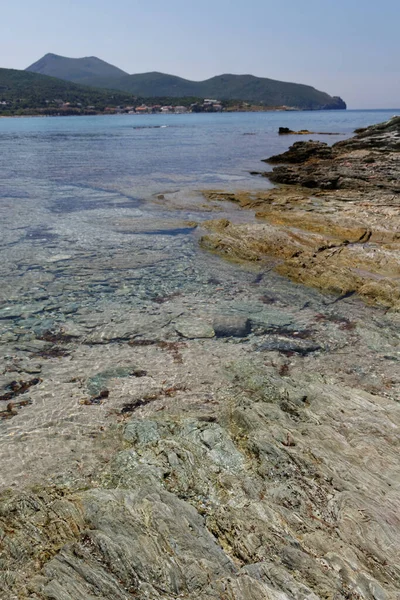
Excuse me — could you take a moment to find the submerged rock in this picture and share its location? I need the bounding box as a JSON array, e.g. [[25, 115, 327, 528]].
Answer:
[[212, 315, 251, 337], [87, 366, 147, 396], [2, 362, 399, 598], [257, 338, 322, 355], [175, 318, 215, 339]]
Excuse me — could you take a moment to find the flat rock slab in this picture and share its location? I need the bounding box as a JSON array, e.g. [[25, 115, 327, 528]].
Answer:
[[46, 254, 72, 263], [258, 338, 322, 356], [87, 366, 147, 396], [249, 309, 296, 333], [0, 304, 48, 319], [175, 319, 215, 339]]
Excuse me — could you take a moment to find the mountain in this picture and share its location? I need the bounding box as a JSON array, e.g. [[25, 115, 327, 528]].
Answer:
[[0, 68, 138, 114], [26, 53, 128, 84], [26, 55, 346, 110], [95, 72, 346, 110]]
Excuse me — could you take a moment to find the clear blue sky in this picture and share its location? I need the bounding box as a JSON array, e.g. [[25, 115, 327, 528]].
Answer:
[[1, 0, 399, 108]]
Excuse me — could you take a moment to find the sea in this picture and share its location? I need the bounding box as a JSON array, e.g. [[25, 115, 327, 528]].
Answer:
[[0, 108, 398, 489], [1, 109, 398, 197]]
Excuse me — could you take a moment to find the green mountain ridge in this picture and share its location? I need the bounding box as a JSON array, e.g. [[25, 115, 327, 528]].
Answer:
[[25, 54, 346, 110], [26, 53, 128, 83], [0, 68, 139, 114], [0, 68, 215, 115]]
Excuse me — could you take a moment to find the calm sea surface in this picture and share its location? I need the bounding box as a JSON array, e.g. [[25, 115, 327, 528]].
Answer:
[[1, 109, 398, 196]]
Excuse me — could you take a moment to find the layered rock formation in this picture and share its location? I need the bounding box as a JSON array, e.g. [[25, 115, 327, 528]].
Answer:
[[201, 117, 400, 309], [2, 346, 400, 599]]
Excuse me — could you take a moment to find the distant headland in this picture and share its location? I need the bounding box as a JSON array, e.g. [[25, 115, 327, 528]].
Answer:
[[0, 53, 346, 117]]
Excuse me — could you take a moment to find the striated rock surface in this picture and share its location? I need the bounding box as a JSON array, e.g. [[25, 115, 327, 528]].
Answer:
[[1, 350, 400, 599]]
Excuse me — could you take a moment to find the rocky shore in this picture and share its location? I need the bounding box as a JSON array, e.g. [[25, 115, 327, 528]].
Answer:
[[1, 118, 400, 600], [200, 117, 400, 309]]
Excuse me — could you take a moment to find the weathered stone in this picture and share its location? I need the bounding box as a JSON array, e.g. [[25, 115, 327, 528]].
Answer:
[[1, 365, 400, 598], [258, 339, 322, 355], [267, 140, 333, 163], [175, 318, 215, 339], [87, 366, 147, 396], [124, 419, 161, 444], [212, 316, 251, 337]]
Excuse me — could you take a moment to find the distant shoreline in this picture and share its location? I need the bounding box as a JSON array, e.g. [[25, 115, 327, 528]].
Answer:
[[0, 107, 346, 119]]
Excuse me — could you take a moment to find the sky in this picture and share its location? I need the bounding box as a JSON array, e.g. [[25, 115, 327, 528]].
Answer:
[[1, 0, 399, 109]]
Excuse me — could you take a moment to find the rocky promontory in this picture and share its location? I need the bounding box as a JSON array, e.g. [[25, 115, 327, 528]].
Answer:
[[200, 117, 400, 309]]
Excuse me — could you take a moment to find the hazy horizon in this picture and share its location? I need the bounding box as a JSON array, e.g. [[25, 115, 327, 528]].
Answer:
[[2, 0, 399, 109]]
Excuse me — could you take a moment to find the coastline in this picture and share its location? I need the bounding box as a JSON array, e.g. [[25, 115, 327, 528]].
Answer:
[[199, 117, 400, 310], [1, 117, 400, 599], [0, 106, 344, 118]]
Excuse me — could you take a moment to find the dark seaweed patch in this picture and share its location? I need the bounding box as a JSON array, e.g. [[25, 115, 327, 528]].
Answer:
[[25, 226, 58, 242], [0, 378, 42, 403]]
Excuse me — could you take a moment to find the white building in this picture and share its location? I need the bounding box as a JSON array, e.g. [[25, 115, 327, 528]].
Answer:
[[174, 106, 187, 114]]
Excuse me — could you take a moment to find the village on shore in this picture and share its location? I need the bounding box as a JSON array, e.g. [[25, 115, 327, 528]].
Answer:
[[0, 96, 299, 117]]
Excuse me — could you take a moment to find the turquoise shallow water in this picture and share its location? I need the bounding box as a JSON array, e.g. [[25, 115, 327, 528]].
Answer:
[[0, 108, 398, 336]]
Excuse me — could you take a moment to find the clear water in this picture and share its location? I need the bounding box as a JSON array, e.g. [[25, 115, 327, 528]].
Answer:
[[1, 109, 398, 195], [0, 109, 399, 490]]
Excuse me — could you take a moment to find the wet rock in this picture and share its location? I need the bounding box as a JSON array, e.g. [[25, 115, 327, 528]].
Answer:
[[57, 321, 85, 338], [212, 316, 251, 337], [1, 303, 49, 320], [37, 485, 236, 599], [82, 389, 110, 405], [267, 140, 333, 164], [175, 318, 215, 339], [124, 419, 161, 444], [87, 367, 147, 396], [0, 306, 24, 320], [249, 309, 295, 335], [46, 254, 72, 263], [14, 339, 53, 353], [2, 365, 400, 598], [0, 332, 18, 343], [86, 314, 182, 344], [12, 360, 42, 374], [258, 339, 322, 356]]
